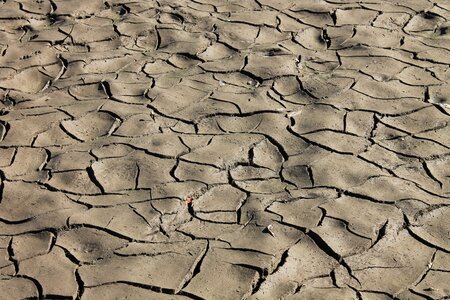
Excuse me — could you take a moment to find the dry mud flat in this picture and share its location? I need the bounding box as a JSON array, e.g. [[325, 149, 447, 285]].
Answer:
[[0, 0, 450, 299]]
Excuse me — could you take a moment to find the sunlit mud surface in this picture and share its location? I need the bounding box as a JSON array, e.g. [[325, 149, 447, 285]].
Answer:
[[0, 0, 450, 299]]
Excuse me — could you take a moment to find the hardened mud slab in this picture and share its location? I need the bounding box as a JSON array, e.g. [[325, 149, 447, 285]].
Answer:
[[0, 0, 449, 299]]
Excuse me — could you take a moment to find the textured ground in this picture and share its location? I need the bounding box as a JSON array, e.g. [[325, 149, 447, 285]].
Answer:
[[0, 0, 449, 299]]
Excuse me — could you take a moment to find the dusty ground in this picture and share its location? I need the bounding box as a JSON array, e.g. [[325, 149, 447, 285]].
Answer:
[[0, 0, 449, 299]]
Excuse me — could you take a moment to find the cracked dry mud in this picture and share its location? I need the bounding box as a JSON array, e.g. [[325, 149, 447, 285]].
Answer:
[[0, 0, 449, 299]]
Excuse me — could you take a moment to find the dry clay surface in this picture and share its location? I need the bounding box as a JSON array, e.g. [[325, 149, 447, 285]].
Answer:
[[0, 0, 450, 299]]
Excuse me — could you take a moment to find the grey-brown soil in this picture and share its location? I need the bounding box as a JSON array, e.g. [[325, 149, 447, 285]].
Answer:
[[1, 0, 450, 299]]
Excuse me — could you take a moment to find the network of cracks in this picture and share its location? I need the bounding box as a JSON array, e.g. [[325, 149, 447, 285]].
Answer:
[[0, 0, 449, 299]]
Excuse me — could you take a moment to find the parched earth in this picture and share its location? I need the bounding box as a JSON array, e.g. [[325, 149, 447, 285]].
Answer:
[[0, 0, 449, 299]]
